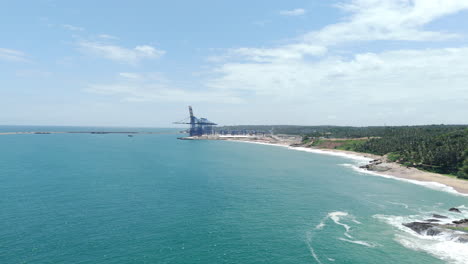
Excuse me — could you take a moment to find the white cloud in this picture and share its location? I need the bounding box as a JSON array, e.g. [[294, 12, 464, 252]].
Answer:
[[253, 20, 271, 27], [87, 83, 242, 104], [0, 48, 28, 62], [231, 44, 327, 62], [62, 24, 84, 31], [304, 0, 468, 44], [207, 0, 468, 95], [204, 46, 468, 124], [202, 0, 468, 124], [279, 8, 306, 16], [119, 72, 143, 80], [222, 0, 468, 64], [84, 1, 468, 124], [79, 41, 165, 64], [209, 1, 468, 66], [98, 34, 118, 40], [211, 47, 466, 92], [86, 73, 242, 104], [15, 69, 52, 78]]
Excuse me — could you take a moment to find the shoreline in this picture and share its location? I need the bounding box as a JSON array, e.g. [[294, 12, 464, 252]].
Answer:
[[2, 132, 467, 196], [210, 136, 468, 196], [0, 131, 176, 135]]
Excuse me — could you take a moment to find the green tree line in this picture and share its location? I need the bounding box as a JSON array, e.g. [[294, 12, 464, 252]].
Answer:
[[302, 126, 468, 179]]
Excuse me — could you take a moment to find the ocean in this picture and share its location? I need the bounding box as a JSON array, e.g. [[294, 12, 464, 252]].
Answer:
[[0, 127, 467, 264]]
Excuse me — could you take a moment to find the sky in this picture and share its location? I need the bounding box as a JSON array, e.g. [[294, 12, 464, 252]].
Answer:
[[1, 0, 468, 127]]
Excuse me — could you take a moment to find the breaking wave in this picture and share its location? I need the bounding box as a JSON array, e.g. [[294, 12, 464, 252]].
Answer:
[[374, 210, 468, 264], [228, 140, 468, 197], [340, 163, 468, 197], [305, 231, 324, 264], [316, 211, 376, 247]]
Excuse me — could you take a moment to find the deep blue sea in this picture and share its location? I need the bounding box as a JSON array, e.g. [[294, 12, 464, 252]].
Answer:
[[0, 127, 467, 264]]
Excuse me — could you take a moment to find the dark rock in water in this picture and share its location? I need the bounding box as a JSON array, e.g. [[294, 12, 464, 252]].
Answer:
[[432, 214, 448, 219], [449, 208, 462, 213], [359, 160, 390, 172], [452, 219, 468, 225], [403, 220, 468, 243], [403, 222, 436, 234], [424, 219, 441, 223]]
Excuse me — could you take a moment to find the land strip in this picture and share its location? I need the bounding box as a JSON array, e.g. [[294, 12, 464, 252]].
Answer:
[[188, 134, 468, 195]]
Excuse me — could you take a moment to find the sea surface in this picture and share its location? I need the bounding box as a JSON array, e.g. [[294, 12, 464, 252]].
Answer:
[[0, 127, 467, 264]]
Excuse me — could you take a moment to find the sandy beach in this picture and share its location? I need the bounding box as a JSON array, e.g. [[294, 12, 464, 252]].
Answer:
[[202, 135, 468, 196]]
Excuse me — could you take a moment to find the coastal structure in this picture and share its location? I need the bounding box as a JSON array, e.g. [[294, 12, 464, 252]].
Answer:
[[174, 106, 217, 136]]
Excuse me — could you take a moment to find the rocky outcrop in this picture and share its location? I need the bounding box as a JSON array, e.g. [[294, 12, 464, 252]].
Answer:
[[403, 221, 468, 242], [403, 222, 443, 236], [359, 158, 391, 172], [449, 207, 462, 213], [402, 208, 468, 243], [432, 214, 448, 219], [452, 219, 468, 225]]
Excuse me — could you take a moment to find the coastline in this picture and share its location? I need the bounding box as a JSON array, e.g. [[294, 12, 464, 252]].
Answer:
[[210, 136, 468, 196], [0, 131, 174, 135], [2, 132, 467, 195]]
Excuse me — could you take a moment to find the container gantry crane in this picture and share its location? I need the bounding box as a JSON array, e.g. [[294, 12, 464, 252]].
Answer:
[[174, 106, 217, 136]]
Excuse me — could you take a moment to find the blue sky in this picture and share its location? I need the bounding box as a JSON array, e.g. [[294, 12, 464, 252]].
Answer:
[[1, 0, 468, 127]]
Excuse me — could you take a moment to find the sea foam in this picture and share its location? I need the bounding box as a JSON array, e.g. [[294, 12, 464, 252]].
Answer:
[[374, 212, 468, 264], [315, 211, 376, 248], [229, 140, 468, 197], [341, 163, 468, 197]]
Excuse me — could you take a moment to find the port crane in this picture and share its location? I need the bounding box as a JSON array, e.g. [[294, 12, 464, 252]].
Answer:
[[174, 106, 217, 136]]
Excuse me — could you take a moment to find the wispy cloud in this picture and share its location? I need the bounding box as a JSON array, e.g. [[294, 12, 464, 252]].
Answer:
[[0, 48, 28, 62], [62, 24, 85, 31], [208, 47, 468, 100], [78, 41, 166, 64], [304, 0, 468, 44], [86, 73, 242, 104], [200, 0, 468, 124], [83, 0, 468, 124], [211, 1, 468, 64], [119, 72, 143, 80], [230, 44, 327, 62], [15, 69, 52, 78], [279, 8, 306, 16], [252, 20, 271, 27], [98, 34, 118, 40]]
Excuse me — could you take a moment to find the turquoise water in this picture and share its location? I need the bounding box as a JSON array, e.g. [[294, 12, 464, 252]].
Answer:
[[0, 128, 467, 263]]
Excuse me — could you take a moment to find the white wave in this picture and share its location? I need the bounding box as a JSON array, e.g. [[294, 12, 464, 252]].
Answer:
[[315, 222, 326, 230], [225, 140, 468, 197], [387, 201, 409, 209], [305, 231, 323, 264], [338, 238, 377, 248], [396, 234, 468, 264], [320, 211, 377, 247], [315, 211, 348, 230], [328, 211, 352, 238], [291, 147, 373, 164], [327, 258, 335, 262], [230, 140, 370, 165], [374, 214, 468, 264], [344, 163, 468, 197]]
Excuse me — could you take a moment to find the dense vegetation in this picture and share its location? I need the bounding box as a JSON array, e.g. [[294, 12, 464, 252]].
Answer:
[[304, 126, 468, 179], [219, 125, 468, 179], [217, 125, 467, 138], [354, 128, 467, 178]]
